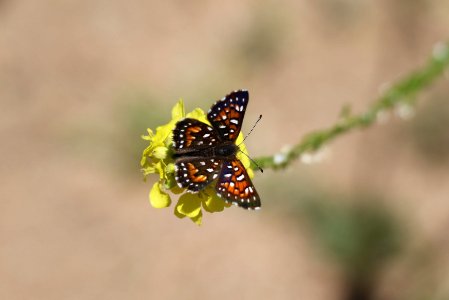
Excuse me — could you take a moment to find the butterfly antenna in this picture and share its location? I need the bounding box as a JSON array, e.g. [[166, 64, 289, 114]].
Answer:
[[237, 149, 264, 173], [236, 114, 263, 173], [238, 114, 262, 146]]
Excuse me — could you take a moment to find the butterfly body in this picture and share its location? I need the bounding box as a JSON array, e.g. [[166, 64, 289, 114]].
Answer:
[[173, 140, 237, 159], [172, 90, 261, 210]]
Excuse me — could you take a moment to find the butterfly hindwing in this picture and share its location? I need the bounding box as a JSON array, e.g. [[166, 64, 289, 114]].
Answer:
[[175, 157, 223, 192], [216, 158, 261, 210], [173, 118, 221, 151], [207, 90, 248, 142]]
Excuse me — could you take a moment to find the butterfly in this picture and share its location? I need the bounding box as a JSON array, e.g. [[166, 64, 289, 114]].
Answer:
[[172, 90, 261, 210]]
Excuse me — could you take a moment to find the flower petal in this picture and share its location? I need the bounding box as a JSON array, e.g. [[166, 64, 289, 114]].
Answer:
[[175, 193, 202, 218], [149, 181, 171, 208], [154, 124, 173, 146], [186, 108, 209, 124], [153, 146, 168, 160], [165, 163, 175, 174], [142, 165, 156, 177], [202, 192, 226, 213], [174, 206, 186, 219], [170, 185, 185, 195], [141, 128, 154, 141], [190, 210, 202, 225], [152, 161, 164, 179], [247, 168, 254, 179], [140, 154, 147, 167], [171, 99, 185, 120]]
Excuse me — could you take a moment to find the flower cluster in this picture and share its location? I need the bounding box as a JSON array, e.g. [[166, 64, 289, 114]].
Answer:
[[141, 100, 253, 225]]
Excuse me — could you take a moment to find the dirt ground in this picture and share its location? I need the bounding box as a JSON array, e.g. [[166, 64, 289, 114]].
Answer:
[[1, 1, 449, 299]]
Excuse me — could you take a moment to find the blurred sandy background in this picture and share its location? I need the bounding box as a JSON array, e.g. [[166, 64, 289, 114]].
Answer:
[[1, 1, 449, 299]]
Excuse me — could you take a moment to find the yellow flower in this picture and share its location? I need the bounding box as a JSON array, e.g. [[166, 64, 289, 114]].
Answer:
[[141, 99, 254, 225]]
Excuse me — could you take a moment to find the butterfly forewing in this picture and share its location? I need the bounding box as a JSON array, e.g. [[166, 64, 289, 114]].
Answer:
[[216, 159, 261, 210], [175, 158, 223, 192], [207, 90, 248, 142], [172, 118, 221, 151]]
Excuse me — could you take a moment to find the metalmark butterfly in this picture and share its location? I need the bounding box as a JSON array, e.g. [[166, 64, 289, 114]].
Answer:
[[172, 90, 261, 210]]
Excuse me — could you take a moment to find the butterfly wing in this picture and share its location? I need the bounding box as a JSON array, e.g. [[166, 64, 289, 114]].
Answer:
[[172, 118, 221, 151], [175, 158, 223, 192], [216, 158, 261, 210], [207, 90, 248, 142]]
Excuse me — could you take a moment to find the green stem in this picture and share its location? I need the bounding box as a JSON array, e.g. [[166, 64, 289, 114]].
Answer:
[[253, 42, 449, 170]]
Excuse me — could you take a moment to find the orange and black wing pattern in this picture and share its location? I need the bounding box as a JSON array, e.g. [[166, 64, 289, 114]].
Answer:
[[216, 158, 261, 210], [175, 158, 223, 192], [172, 89, 262, 208], [172, 118, 221, 151], [207, 90, 248, 142]]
